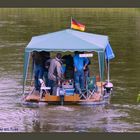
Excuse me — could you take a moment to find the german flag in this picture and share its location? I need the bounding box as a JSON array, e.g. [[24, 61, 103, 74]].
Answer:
[[71, 18, 85, 31]]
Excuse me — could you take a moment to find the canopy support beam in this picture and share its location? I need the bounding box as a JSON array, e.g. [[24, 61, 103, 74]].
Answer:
[[23, 51, 31, 94]]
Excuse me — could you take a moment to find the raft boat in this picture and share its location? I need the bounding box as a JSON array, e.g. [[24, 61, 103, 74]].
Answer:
[[23, 29, 115, 106]]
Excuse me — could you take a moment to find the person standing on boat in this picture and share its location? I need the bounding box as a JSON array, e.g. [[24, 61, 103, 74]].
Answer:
[[62, 54, 74, 79], [32, 51, 45, 91], [48, 53, 63, 94], [84, 57, 91, 87], [80, 52, 91, 87], [73, 51, 89, 94], [43, 52, 51, 87]]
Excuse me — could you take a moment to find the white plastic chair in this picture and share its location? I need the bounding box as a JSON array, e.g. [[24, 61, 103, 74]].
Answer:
[[39, 79, 51, 99]]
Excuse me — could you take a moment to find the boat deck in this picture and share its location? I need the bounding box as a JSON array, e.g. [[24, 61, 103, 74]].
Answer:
[[24, 87, 111, 106]]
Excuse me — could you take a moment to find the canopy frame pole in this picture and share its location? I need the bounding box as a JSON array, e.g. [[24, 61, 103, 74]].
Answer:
[[30, 56, 34, 86], [23, 52, 31, 94]]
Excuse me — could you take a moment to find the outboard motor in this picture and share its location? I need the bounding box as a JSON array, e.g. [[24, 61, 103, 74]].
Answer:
[[104, 82, 113, 94], [59, 88, 65, 105]]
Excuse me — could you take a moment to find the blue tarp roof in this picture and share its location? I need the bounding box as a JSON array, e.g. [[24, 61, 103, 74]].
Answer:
[[26, 29, 111, 53]]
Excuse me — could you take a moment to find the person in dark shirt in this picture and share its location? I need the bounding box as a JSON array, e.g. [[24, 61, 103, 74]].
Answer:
[[62, 54, 74, 79], [32, 51, 46, 91], [43, 52, 51, 87]]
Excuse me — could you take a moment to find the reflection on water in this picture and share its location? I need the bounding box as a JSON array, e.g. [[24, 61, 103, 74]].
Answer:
[[0, 8, 140, 132]]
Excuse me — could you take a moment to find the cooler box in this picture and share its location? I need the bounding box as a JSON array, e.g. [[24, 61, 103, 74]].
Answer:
[[62, 80, 74, 89], [65, 88, 75, 96], [62, 83, 74, 89]]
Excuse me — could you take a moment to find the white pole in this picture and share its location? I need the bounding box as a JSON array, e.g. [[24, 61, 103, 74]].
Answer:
[[107, 58, 110, 83]]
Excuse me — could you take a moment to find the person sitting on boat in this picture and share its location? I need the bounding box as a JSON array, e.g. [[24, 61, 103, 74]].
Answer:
[[73, 51, 89, 94], [48, 53, 63, 95], [32, 51, 45, 91]]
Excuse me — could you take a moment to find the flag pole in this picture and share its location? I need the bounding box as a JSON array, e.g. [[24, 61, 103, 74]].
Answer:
[[70, 17, 72, 29]]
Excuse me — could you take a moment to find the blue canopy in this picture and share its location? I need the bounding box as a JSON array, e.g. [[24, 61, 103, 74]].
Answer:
[[23, 29, 115, 93]]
